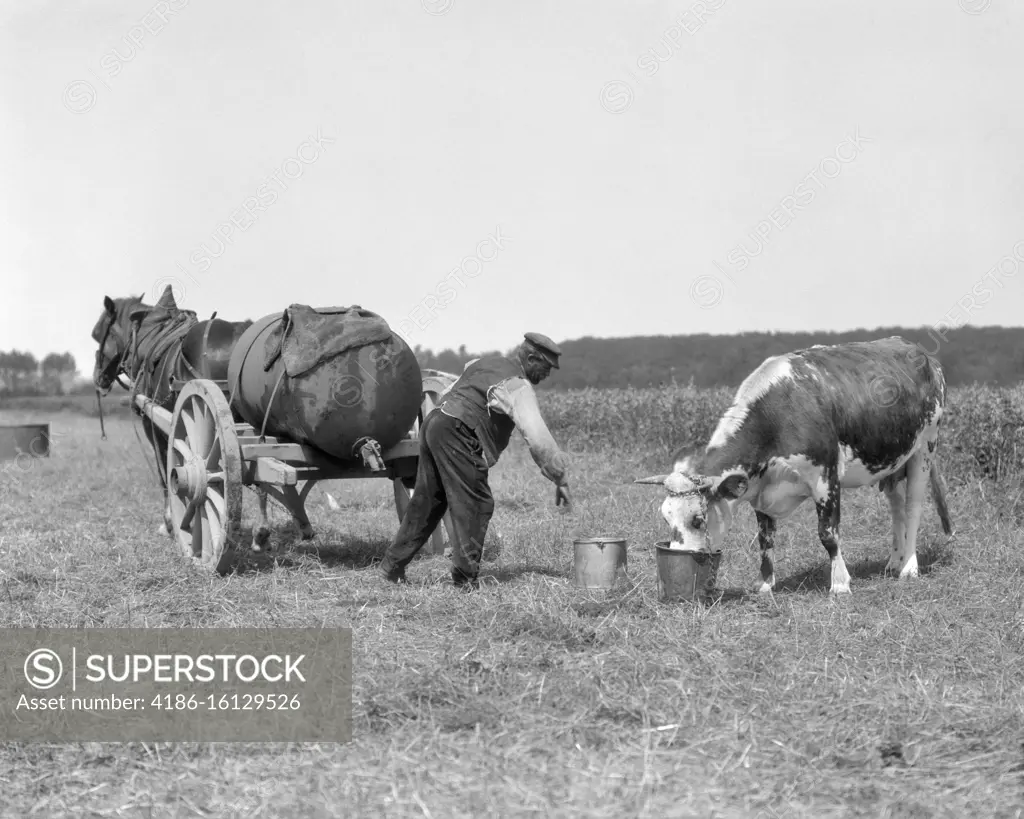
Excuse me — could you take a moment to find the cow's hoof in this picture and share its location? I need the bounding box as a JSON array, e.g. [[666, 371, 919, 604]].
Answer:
[[885, 556, 919, 579]]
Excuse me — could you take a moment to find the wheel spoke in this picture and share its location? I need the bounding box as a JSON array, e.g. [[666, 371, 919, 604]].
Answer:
[[181, 403, 199, 450], [201, 508, 213, 559], [206, 488, 226, 522], [206, 437, 222, 471], [192, 405, 210, 460], [180, 496, 201, 531], [207, 471, 225, 483], [198, 403, 216, 458], [191, 507, 204, 557], [172, 439, 192, 464]]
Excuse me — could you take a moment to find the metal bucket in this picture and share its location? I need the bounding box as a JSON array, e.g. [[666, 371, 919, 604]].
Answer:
[[0, 423, 51, 462], [573, 537, 627, 589], [655, 542, 721, 603]]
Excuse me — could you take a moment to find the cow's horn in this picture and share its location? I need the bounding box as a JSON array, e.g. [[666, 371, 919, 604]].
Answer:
[[634, 474, 670, 485]]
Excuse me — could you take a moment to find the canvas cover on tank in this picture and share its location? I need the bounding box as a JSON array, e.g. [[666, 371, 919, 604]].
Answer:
[[262, 304, 393, 377], [227, 305, 423, 461]]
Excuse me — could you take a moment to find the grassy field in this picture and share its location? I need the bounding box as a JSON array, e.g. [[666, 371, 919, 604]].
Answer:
[[1, 389, 1023, 818]]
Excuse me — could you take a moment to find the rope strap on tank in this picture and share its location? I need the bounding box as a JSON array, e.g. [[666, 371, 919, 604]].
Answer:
[[259, 369, 288, 443], [230, 313, 291, 443]]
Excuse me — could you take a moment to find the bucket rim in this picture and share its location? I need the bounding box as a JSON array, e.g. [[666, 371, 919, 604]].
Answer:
[[573, 537, 627, 545], [654, 541, 722, 555]]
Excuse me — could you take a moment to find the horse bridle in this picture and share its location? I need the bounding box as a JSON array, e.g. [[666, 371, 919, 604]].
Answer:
[[94, 307, 133, 392]]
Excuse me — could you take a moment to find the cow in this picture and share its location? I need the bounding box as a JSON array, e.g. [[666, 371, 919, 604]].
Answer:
[[635, 337, 954, 595]]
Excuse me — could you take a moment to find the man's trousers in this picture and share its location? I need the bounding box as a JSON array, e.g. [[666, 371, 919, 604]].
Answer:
[[380, 409, 495, 583]]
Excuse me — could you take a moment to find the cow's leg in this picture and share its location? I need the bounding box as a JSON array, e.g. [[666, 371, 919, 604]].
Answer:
[[891, 449, 929, 579], [815, 470, 850, 594], [755, 511, 776, 593], [882, 475, 909, 577], [252, 484, 273, 552]]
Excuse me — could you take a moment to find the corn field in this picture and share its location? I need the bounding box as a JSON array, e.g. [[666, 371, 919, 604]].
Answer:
[[539, 384, 1024, 483]]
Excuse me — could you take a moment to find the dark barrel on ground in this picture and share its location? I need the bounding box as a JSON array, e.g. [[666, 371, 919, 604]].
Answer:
[[227, 308, 423, 462]]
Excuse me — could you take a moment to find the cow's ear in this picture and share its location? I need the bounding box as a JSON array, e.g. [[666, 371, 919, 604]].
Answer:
[[104, 296, 116, 316], [715, 473, 748, 500]]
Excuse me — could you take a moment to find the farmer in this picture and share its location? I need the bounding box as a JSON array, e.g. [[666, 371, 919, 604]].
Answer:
[[380, 332, 573, 589]]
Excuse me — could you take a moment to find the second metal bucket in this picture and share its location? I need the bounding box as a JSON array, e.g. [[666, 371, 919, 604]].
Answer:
[[573, 537, 627, 589], [655, 542, 721, 603]]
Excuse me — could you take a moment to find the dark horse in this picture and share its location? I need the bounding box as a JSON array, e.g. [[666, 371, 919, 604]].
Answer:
[[90, 288, 266, 542]]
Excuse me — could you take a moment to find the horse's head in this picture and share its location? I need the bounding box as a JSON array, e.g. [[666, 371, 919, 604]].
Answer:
[[91, 294, 144, 394]]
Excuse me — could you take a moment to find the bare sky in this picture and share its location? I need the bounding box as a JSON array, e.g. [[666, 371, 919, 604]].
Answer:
[[1, 0, 1021, 378]]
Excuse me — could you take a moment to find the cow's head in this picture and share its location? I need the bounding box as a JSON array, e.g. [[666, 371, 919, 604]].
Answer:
[[634, 468, 749, 551]]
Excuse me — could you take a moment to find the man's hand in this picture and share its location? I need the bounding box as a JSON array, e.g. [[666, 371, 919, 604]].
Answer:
[[555, 484, 573, 511]]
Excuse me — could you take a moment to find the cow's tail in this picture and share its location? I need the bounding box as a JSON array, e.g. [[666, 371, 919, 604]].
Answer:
[[929, 460, 954, 536]]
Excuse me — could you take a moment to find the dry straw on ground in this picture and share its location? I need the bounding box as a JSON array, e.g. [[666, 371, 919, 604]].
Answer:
[[1, 387, 1023, 817]]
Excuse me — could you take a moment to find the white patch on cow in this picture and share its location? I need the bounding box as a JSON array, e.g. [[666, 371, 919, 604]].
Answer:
[[660, 483, 734, 553], [830, 554, 852, 594], [897, 553, 919, 578], [707, 356, 794, 450], [747, 454, 824, 519], [837, 445, 877, 486], [661, 495, 704, 551]]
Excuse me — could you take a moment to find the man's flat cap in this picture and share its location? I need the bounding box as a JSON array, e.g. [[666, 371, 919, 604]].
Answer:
[[523, 332, 562, 368]]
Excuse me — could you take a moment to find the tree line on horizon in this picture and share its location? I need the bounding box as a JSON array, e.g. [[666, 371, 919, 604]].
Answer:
[[4, 326, 1021, 399], [0, 350, 80, 396], [412, 325, 1024, 390]]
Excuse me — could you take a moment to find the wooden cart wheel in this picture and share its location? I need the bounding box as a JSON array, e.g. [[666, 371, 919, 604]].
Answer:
[[166, 379, 242, 574]]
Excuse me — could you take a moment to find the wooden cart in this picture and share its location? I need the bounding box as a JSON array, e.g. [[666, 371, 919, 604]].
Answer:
[[132, 368, 459, 574]]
